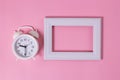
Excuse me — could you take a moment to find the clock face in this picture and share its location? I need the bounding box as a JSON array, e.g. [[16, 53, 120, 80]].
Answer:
[[13, 34, 39, 59]]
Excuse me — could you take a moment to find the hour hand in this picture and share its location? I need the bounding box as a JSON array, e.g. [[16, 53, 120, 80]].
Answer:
[[19, 45, 25, 47], [20, 45, 27, 48]]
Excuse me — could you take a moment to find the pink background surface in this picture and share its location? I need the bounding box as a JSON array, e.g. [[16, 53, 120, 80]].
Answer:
[[0, 0, 120, 80]]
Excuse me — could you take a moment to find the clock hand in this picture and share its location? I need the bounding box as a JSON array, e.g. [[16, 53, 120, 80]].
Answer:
[[24, 48, 27, 56], [23, 46, 27, 56], [20, 45, 25, 47], [20, 45, 27, 48], [19, 45, 27, 56], [24, 46, 28, 56]]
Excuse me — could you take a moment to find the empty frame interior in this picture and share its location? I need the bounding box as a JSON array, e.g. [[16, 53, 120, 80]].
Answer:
[[52, 26, 93, 52]]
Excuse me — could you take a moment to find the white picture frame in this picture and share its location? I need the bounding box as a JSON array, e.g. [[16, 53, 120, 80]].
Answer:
[[44, 17, 102, 60]]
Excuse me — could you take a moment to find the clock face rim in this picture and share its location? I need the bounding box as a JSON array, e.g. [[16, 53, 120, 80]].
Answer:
[[12, 34, 39, 60]]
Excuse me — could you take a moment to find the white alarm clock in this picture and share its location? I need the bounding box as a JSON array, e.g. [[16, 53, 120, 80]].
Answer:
[[12, 25, 39, 60]]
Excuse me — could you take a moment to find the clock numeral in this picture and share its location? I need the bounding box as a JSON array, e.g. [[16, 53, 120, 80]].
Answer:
[[24, 38, 27, 41], [20, 39, 23, 42], [32, 46, 34, 48], [31, 41, 32, 44], [17, 50, 20, 52], [16, 46, 19, 48], [29, 52, 31, 55], [17, 43, 20, 45], [18, 42, 20, 44]]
